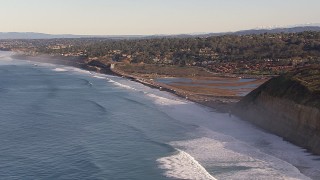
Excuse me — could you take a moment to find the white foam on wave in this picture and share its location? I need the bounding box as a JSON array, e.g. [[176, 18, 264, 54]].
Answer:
[[54, 66, 92, 74], [90, 73, 188, 106], [107, 79, 138, 90], [52, 68, 68, 72], [69, 67, 91, 74], [34, 62, 55, 67], [50, 66, 94, 76], [167, 136, 310, 180], [157, 148, 217, 180], [91, 73, 189, 107], [104, 77, 189, 106], [148, 92, 320, 179], [92, 75, 107, 79], [147, 93, 187, 106]]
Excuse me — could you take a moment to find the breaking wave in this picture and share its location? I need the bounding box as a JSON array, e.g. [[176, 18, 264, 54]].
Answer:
[[165, 136, 311, 180], [53, 68, 68, 72], [108, 79, 137, 90], [157, 148, 217, 180], [147, 93, 187, 106]]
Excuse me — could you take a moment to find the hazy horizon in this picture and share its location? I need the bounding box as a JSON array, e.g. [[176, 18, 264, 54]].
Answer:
[[1, 23, 320, 36], [1, 0, 320, 35]]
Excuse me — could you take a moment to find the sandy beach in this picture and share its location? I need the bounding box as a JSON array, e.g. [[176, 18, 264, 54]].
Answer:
[[110, 65, 267, 112], [12, 53, 267, 113]]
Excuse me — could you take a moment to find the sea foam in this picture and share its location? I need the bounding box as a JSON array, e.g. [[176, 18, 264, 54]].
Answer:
[[53, 68, 68, 72], [92, 75, 107, 79], [166, 136, 310, 180], [108, 79, 138, 90], [147, 93, 187, 106], [157, 148, 217, 180], [147, 87, 319, 179]]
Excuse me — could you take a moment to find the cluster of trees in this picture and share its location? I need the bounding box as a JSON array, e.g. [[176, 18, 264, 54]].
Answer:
[[3, 31, 320, 67]]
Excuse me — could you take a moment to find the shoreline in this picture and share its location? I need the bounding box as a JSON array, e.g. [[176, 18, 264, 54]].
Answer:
[[6, 52, 320, 179], [11, 53, 241, 113], [110, 66, 240, 112]]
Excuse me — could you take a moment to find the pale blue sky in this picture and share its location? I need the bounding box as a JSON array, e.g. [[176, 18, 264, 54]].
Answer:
[[0, 0, 319, 35]]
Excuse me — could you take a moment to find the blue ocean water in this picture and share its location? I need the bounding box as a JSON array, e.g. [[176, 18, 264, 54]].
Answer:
[[0, 51, 320, 180], [0, 53, 194, 180]]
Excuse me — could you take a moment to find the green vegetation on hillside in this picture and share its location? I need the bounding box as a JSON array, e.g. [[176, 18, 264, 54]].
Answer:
[[1, 31, 320, 75], [244, 65, 320, 109], [289, 67, 320, 92]]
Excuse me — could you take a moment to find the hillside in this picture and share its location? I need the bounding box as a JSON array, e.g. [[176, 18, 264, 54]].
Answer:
[[241, 65, 320, 108], [231, 26, 320, 35], [234, 65, 320, 155]]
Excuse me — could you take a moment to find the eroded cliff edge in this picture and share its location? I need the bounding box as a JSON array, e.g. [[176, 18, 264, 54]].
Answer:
[[234, 65, 320, 155]]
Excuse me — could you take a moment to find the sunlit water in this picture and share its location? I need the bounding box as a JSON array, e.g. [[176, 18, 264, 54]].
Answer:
[[0, 51, 320, 180]]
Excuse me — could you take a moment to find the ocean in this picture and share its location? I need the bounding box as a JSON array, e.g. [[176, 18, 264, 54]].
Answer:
[[0, 51, 319, 180]]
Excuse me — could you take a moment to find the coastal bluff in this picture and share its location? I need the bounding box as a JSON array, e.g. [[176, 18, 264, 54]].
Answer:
[[234, 65, 320, 155]]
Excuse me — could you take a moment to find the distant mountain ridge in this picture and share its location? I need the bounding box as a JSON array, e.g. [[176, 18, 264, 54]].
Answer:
[[231, 26, 320, 35], [0, 32, 82, 39], [0, 32, 145, 40], [1, 26, 320, 39]]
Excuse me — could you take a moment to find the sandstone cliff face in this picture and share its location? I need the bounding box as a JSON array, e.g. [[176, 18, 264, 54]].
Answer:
[[235, 66, 320, 155], [236, 91, 320, 154]]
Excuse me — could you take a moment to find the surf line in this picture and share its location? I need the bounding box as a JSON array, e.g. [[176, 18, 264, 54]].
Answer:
[[157, 148, 217, 180]]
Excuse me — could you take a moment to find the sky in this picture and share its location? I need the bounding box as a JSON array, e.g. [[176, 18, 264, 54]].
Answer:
[[0, 0, 319, 35]]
